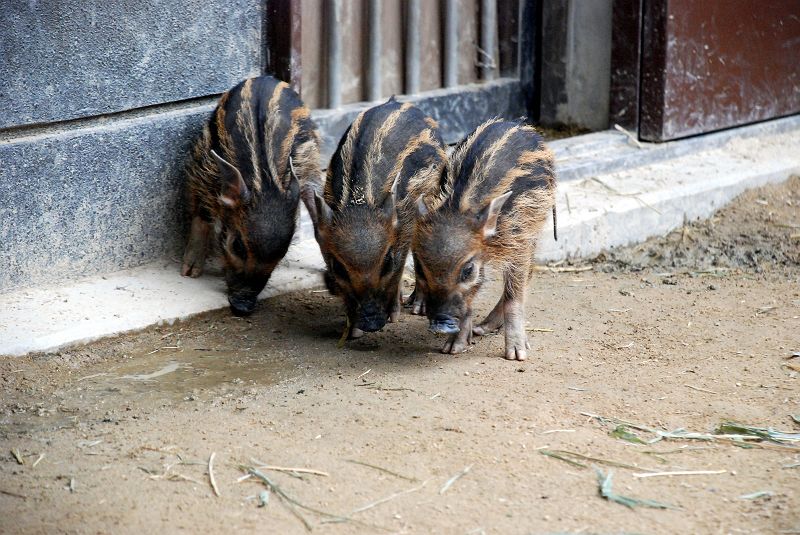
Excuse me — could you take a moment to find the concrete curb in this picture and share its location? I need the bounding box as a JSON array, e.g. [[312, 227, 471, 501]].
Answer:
[[0, 241, 324, 356], [539, 125, 800, 260], [2, 119, 798, 356], [550, 114, 800, 182]]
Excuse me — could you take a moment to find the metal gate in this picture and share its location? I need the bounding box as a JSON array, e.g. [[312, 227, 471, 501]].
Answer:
[[264, 0, 538, 160]]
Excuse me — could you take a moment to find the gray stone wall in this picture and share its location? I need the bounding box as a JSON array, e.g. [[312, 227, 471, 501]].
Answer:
[[0, 0, 261, 128], [0, 104, 214, 292], [0, 1, 262, 292]]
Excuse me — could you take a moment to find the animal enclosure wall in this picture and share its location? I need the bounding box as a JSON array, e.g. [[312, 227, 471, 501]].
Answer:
[[0, 0, 534, 294], [0, 0, 262, 293]]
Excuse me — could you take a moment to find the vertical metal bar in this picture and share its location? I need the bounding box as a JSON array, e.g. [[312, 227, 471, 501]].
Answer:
[[265, 0, 302, 92], [367, 0, 382, 100], [443, 0, 459, 87], [405, 0, 421, 94], [288, 0, 303, 93], [480, 0, 497, 81], [639, 0, 669, 140], [263, 0, 273, 75], [519, 0, 541, 121], [609, 0, 643, 131], [497, 0, 519, 78], [326, 0, 342, 108]]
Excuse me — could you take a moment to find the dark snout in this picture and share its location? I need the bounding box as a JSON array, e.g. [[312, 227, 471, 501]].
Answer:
[[225, 271, 270, 317], [355, 301, 387, 333], [429, 313, 460, 335], [228, 293, 258, 316]]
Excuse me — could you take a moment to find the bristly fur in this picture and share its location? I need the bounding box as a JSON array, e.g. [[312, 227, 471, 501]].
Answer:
[[186, 76, 321, 226], [182, 75, 321, 314], [324, 98, 447, 246], [315, 98, 447, 334], [421, 119, 556, 274], [411, 119, 557, 359]]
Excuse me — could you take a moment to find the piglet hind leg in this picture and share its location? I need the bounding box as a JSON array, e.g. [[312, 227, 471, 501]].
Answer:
[[503, 263, 531, 361], [442, 314, 474, 354], [405, 256, 427, 315], [389, 284, 402, 323], [181, 216, 211, 278], [472, 296, 504, 336], [404, 286, 427, 315]]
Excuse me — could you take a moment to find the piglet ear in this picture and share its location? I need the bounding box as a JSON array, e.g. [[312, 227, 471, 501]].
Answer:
[[313, 190, 333, 228], [300, 182, 319, 226], [415, 196, 429, 218], [287, 155, 299, 188], [301, 176, 327, 229], [283, 155, 303, 201], [478, 190, 512, 238], [211, 149, 249, 208], [381, 173, 400, 228]]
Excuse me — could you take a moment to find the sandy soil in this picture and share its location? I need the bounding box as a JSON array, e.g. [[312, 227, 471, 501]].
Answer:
[[1, 177, 798, 534]]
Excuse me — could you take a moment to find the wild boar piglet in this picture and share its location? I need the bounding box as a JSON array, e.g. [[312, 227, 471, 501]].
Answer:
[[182, 75, 321, 316], [412, 119, 557, 360], [306, 98, 447, 338]]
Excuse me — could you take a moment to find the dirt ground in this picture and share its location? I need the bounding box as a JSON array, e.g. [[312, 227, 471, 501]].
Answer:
[[1, 177, 798, 534]]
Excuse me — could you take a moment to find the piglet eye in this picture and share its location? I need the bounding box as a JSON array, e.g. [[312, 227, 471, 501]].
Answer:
[[459, 261, 475, 282], [380, 249, 394, 277], [330, 257, 350, 283], [232, 236, 247, 259]]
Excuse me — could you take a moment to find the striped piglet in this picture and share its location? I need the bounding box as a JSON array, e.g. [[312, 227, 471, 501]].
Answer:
[[412, 120, 557, 360], [306, 98, 447, 338], [182, 75, 321, 316]]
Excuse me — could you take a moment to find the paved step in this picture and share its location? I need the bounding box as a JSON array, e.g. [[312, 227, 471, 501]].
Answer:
[[539, 125, 800, 260]]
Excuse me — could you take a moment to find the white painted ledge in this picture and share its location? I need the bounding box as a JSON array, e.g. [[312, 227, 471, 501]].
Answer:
[[537, 126, 800, 261], [0, 240, 325, 356]]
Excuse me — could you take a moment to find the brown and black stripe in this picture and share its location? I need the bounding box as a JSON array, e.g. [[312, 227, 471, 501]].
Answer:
[[444, 120, 554, 212], [186, 76, 321, 221], [439, 119, 557, 255], [324, 97, 447, 219]]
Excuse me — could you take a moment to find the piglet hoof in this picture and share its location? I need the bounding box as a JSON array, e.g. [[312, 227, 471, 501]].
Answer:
[[181, 262, 203, 278], [472, 323, 500, 337], [504, 340, 531, 361], [404, 290, 427, 315], [349, 326, 365, 339], [442, 337, 467, 354], [441, 324, 473, 354]]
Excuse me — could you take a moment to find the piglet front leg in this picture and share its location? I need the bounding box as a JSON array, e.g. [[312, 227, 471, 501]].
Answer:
[[442, 314, 473, 354], [404, 286, 427, 315], [389, 284, 402, 323], [473, 296, 504, 336], [503, 299, 529, 360]]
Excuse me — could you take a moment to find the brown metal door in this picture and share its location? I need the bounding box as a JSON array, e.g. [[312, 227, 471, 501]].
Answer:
[[638, 0, 800, 141]]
